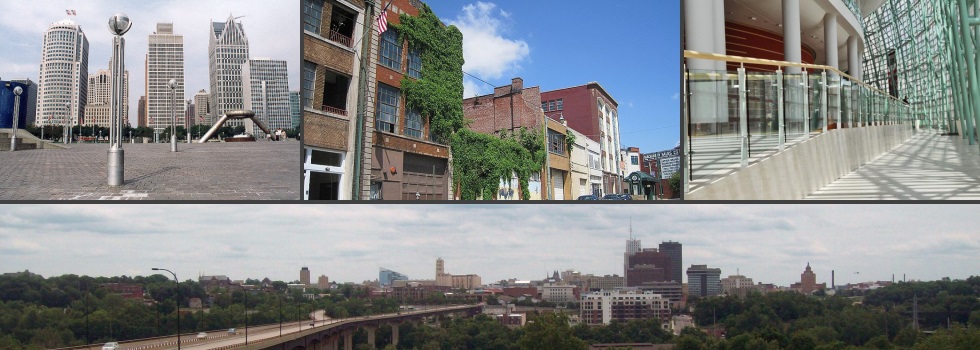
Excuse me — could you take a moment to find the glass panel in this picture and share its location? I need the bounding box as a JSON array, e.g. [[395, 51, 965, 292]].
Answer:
[[745, 71, 779, 157], [687, 69, 740, 182]]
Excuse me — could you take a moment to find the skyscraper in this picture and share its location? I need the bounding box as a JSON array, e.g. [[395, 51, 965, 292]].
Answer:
[[194, 89, 209, 125], [300, 266, 310, 285], [242, 58, 290, 137], [624, 221, 641, 282], [686, 264, 722, 298], [288, 91, 300, 130], [146, 23, 184, 133], [209, 14, 249, 128], [380, 268, 408, 286], [137, 96, 146, 127], [659, 241, 683, 283], [84, 68, 128, 128], [36, 18, 89, 127]]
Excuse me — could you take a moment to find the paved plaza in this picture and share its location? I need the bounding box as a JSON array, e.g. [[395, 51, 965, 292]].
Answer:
[[807, 130, 980, 200], [0, 141, 300, 200]]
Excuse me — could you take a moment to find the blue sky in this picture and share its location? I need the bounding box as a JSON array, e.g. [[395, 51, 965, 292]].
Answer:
[[0, 0, 299, 126], [426, 1, 681, 153]]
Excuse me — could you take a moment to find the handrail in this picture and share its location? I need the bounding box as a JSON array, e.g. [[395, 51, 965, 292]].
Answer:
[[684, 50, 907, 106]]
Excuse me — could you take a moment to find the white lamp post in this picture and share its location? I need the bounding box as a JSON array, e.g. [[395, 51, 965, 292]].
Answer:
[[107, 12, 131, 186], [9, 86, 23, 151], [168, 79, 177, 152]]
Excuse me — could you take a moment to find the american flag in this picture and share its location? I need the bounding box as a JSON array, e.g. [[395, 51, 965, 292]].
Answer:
[[376, 12, 388, 36], [376, 0, 392, 36], [66, 9, 76, 16]]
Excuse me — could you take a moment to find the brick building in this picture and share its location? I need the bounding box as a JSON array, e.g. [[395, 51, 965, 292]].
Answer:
[[302, 0, 455, 200], [101, 283, 144, 299], [541, 82, 622, 195], [626, 249, 674, 287], [462, 77, 572, 199]]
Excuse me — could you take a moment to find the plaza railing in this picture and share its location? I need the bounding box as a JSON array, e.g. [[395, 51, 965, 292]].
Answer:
[[683, 50, 915, 188]]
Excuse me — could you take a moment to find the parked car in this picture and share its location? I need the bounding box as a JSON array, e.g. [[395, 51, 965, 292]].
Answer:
[[601, 193, 633, 200], [197, 332, 207, 339], [227, 328, 236, 335], [577, 194, 598, 200], [101, 342, 119, 350]]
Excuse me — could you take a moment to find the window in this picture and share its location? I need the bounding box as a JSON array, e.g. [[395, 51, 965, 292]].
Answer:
[[328, 5, 356, 47], [407, 48, 422, 79], [547, 129, 565, 155], [631, 155, 639, 165], [541, 102, 547, 111], [302, 60, 316, 108], [549, 100, 556, 112], [302, 0, 323, 34], [376, 83, 399, 133], [557, 99, 563, 110], [380, 30, 401, 70], [405, 109, 423, 138], [321, 69, 351, 114]]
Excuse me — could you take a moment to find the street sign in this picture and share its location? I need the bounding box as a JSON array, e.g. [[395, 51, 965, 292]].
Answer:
[[644, 148, 681, 180]]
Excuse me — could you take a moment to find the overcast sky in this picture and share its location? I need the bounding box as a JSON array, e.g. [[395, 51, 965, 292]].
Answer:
[[1, 204, 976, 288], [0, 0, 299, 126]]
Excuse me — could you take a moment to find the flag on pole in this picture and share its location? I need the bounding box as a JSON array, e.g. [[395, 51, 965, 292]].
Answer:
[[376, 0, 392, 36], [376, 12, 388, 36]]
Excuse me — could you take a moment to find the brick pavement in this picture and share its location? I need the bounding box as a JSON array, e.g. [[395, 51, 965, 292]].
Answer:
[[0, 141, 300, 200]]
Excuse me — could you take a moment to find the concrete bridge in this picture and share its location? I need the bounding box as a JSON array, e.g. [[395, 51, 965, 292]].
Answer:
[[55, 304, 482, 350]]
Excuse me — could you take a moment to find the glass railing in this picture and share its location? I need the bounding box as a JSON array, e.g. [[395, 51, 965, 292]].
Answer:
[[842, 0, 863, 26], [684, 50, 914, 185]]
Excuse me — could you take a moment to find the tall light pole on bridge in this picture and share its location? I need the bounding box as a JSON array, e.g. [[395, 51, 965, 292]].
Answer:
[[232, 284, 249, 345], [107, 12, 131, 186], [152, 267, 180, 350]]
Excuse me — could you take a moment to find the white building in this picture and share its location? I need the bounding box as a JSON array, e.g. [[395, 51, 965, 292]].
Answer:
[[242, 58, 290, 137], [580, 289, 670, 325], [670, 315, 695, 336], [209, 15, 250, 129], [84, 68, 128, 128], [36, 18, 89, 127], [569, 126, 602, 198], [621, 147, 642, 177], [146, 23, 184, 133], [194, 89, 209, 125], [540, 283, 576, 304]]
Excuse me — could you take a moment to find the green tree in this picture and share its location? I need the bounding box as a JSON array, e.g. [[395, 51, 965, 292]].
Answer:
[[518, 313, 587, 350]]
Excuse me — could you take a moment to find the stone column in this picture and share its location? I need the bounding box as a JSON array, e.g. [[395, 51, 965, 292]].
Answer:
[[713, 0, 727, 71], [390, 321, 401, 346], [683, 0, 717, 71], [343, 331, 353, 350], [824, 13, 838, 69], [783, 0, 802, 73], [364, 324, 378, 347], [847, 36, 861, 81]]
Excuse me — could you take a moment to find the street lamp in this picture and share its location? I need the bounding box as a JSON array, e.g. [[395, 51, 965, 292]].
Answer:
[[168, 79, 178, 152], [64, 102, 70, 144], [231, 284, 249, 345], [9, 86, 23, 151], [151, 267, 180, 350], [107, 12, 131, 186]]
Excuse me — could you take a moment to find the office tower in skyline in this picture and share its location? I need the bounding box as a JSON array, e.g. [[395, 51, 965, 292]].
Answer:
[[146, 22, 185, 132], [209, 14, 249, 129], [242, 58, 290, 137], [36, 18, 89, 127]]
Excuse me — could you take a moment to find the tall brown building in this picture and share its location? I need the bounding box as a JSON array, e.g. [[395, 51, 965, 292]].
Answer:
[[137, 95, 147, 127], [625, 248, 673, 287], [791, 263, 826, 295], [300, 266, 311, 285]]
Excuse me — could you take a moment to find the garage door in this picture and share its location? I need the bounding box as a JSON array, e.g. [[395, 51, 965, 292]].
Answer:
[[552, 170, 564, 200]]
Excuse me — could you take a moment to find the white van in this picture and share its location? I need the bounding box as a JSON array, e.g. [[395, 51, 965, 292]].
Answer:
[[101, 342, 119, 350]]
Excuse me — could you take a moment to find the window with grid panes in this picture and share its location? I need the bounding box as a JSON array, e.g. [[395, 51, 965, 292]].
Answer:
[[557, 99, 563, 110], [380, 30, 401, 70], [376, 83, 399, 133], [302, 0, 323, 34], [302, 61, 316, 107], [405, 109, 422, 138], [408, 48, 422, 79]]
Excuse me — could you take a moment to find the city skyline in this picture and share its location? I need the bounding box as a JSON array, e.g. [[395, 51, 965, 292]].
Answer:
[[0, 0, 299, 127], [1, 204, 977, 287]]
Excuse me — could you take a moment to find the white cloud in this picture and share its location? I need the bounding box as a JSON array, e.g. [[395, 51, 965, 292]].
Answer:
[[671, 92, 680, 100], [463, 78, 489, 98], [448, 2, 529, 80]]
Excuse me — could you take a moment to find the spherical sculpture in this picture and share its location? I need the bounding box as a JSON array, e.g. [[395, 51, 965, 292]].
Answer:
[[107, 13, 132, 36], [168, 79, 177, 90], [13, 86, 22, 96]]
